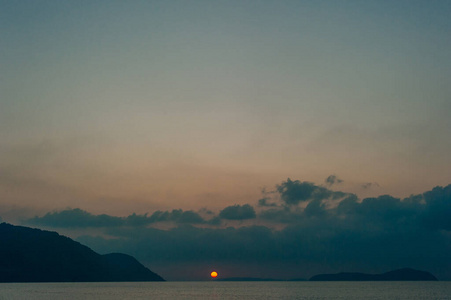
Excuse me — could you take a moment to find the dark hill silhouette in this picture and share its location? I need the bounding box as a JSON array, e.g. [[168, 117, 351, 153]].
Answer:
[[217, 277, 279, 281], [0, 223, 164, 282], [217, 277, 307, 281], [310, 268, 437, 281]]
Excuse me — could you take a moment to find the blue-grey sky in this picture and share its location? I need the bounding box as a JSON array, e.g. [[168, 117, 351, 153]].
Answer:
[[1, 0, 450, 214], [0, 1, 451, 209], [1, 0, 451, 282]]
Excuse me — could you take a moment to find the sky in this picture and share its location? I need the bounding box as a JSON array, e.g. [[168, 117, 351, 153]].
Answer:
[[1, 0, 450, 281]]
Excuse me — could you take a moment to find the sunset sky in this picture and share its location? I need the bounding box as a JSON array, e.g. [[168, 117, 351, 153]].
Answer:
[[1, 1, 450, 281]]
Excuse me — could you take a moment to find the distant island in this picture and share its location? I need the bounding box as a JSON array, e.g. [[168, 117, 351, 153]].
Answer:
[[217, 277, 307, 281], [0, 223, 164, 282], [217, 269, 438, 282], [309, 268, 438, 281], [218, 277, 281, 281]]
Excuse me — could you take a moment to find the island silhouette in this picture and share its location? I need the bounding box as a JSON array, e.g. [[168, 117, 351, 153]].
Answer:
[[309, 268, 438, 281], [217, 268, 438, 282], [0, 223, 164, 282]]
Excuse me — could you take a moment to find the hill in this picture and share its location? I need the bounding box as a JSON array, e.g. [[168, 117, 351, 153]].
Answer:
[[217, 277, 307, 281], [217, 277, 279, 281], [0, 223, 164, 282], [309, 268, 438, 281]]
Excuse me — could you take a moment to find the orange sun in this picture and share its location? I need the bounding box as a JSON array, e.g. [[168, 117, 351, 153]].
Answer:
[[210, 271, 218, 278]]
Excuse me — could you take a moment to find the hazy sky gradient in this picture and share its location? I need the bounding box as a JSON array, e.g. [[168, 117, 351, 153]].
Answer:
[[1, 0, 451, 216]]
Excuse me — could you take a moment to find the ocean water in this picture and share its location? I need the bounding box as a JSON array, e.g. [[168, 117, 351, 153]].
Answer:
[[0, 281, 450, 299]]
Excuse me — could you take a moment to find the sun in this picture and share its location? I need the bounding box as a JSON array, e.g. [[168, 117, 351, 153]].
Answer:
[[210, 271, 218, 278]]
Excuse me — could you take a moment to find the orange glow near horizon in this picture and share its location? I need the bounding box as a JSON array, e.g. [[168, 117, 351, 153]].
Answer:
[[210, 271, 218, 278]]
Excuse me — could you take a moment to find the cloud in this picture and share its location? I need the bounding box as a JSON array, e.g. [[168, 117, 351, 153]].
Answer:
[[304, 199, 327, 217], [362, 182, 380, 189], [170, 209, 205, 224], [78, 194, 451, 279], [277, 178, 329, 205], [26, 208, 206, 228], [257, 197, 277, 207], [325, 175, 343, 186], [259, 207, 300, 223], [26, 208, 124, 228], [22, 180, 451, 280], [219, 204, 256, 220], [276, 179, 319, 205], [275, 178, 349, 206], [422, 185, 451, 230]]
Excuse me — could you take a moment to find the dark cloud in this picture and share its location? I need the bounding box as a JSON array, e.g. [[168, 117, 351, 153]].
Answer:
[[206, 216, 222, 226], [124, 212, 154, 226], [26, 208, 206, 228], [422, 185, 451, 230], [259, 207, 300, 223], [304, 199, 326, 217], [219, 204, 256, 220], [22, 181, 451, 280], [336, 194, 360, 215], [144, 209, 206, 224], [257, 197, 277, 207], [276, 179, 318, 205], [78, 198, 451, 279], [26, 208, 124, 228], [325, 175, 343, 186], [362, 182, 380, 189], [331, 190, 349, 200], [275, 178, 348, 206], [199, 208, 214, 215], [171, 209, 205, 224]]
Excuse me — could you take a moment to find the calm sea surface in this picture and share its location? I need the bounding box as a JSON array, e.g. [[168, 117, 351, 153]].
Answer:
[[0, 281, 450, 299]]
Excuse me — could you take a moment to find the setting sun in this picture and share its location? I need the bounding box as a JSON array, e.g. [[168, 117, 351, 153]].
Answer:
[[210, 271, 218, 278]]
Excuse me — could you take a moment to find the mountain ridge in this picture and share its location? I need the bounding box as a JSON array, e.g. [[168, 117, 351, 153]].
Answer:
[[0, 223, 164, 282]]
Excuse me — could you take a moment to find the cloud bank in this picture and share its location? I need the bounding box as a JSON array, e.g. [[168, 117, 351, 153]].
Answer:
[[23, 179, 451, 280]]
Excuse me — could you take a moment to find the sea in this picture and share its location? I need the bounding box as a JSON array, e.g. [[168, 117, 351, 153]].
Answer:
[[0, 281, 450, 299]]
